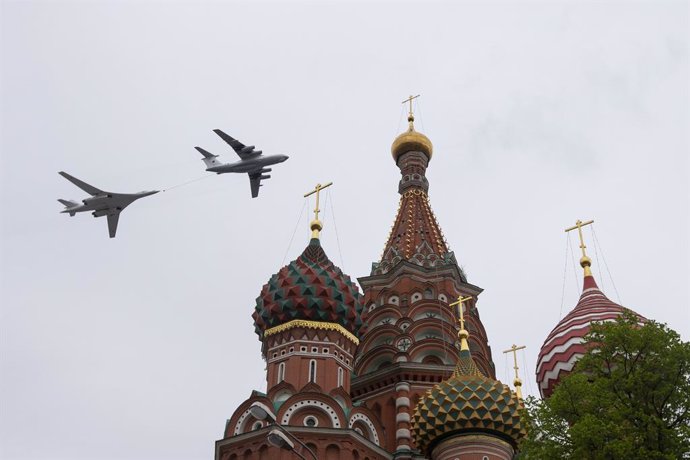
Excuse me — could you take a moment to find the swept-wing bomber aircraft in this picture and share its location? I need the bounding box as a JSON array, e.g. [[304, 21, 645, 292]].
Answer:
[[195, 129, 289, 198], [58, 171, 159, 238]]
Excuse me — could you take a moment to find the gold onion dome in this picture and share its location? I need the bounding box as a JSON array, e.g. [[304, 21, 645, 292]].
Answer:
[[412, 341, 526, 454], [391, 114, 433, 162]]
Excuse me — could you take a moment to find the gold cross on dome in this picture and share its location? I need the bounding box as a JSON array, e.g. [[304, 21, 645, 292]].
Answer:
[[565, 219, 594, 259], [449, 295, 473, 331], [503, 344, 526, 399], [304, 182, 333, 222], [402, 94, 420, 119], [304, 182, 333, 239], [503, 344, 526, 380]]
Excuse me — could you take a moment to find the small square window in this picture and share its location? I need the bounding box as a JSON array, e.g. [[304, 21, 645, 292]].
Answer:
[[300, 346, 307, 352], [322, 348, 329, 354], [311, 347, 318, 353]]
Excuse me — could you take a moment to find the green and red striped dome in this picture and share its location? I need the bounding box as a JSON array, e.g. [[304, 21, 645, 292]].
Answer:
[[252, 238, 364, 338]]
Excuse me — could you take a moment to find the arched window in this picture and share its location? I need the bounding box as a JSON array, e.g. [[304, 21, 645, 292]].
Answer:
[[326, 444, 340, 460], [277, 362, 285, 384], [309, 360, 317, 383], [337, 367, 344, 387]]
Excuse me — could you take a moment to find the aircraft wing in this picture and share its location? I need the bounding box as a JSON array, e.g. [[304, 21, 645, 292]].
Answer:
[[248, 174, 262, 198], [213, 129, 258, 159], [59, 171, 104, 196], [248, 168, 272, 198], [107, 212, 120, 238]]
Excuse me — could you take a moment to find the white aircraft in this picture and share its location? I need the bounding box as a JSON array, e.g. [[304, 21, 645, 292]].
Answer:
[[58, 171, 158, 238]]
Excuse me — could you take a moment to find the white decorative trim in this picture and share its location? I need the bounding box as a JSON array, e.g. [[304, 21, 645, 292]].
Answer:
[[233, 408, 254, 435], [396, 428, 411, 440], [281, 400, 341, 428], [536, 337, 585, 372], [396, 396, 410, 408], [543, 313, 617, 346], [539, 356, 581, 390], [396, 412, 410, 423], [303, 415, 319, 427], [349, 413, 380, 445], [395, 382, 410, 392]]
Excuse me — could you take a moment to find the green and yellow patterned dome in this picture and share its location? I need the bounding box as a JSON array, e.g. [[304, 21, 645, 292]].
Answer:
[[412, 342, 526, 454]]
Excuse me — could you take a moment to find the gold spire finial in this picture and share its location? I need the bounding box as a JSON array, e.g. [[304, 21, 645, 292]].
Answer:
[[449, 295, 473, 351], [503, 344, 526, 400], [402, 94, 420, 129], [304, 182, 333, 239], [565, 219, 595, 277]]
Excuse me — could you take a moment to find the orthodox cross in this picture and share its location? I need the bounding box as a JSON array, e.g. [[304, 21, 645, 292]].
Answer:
[[449, 295, 473, 331], [402, 94, 420, 119], [503, 344, 526, 399], [304, 182, 333, 223], [565, 219, 594, 259]]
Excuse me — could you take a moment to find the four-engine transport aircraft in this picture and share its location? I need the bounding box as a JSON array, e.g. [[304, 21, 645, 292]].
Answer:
[[58, 171, 159, 238], [195, 129, 289, 198]]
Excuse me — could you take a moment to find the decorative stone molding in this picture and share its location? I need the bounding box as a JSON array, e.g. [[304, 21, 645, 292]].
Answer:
[[280, 399, 341, 428], [348, 413, 380, 445]]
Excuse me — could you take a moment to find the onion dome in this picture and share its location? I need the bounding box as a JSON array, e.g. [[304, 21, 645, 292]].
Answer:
[[252, 238, 364, 339], [391, 114, 433, 162], [536, 263, 645, 399], [412, 327, 526, 454]]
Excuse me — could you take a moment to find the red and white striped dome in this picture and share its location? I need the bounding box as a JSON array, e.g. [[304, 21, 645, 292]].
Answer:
[[536, 275, 644, 399]]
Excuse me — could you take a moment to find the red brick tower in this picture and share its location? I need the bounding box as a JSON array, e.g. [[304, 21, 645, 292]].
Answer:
[[352, 101, 496, 456], [215, 186, 388, 460]]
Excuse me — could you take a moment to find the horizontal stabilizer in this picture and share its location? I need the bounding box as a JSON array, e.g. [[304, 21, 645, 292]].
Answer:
[[58, 199, 78, 207]]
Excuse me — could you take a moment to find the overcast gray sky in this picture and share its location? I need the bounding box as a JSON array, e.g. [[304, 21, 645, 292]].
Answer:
[[1, 1, 688, 459]]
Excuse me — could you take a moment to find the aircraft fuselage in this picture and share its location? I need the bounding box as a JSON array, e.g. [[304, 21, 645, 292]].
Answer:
[[61, 191, 158, 216], [206, 154, 288, 174]]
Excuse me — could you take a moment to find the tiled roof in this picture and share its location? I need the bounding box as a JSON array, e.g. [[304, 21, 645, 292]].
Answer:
[[253, 238, 364, 339]]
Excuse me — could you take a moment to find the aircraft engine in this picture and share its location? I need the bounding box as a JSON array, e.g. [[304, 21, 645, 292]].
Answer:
[[259, 175, 271, 180], [241, 146, 255, 153], [82, 196, 106, 206], [91, 209, 111, 218]]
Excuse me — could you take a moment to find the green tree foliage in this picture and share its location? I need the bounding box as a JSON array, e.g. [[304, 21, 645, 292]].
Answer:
[[521, 313, 690, 459]]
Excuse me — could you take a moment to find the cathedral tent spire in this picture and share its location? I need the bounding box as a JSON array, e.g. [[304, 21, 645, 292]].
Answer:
[[373, 95, 460, 276]]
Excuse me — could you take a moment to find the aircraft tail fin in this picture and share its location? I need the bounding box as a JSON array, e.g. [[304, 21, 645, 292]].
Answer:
[[195, 147, 222, 169], [58, 199, 78, 216]]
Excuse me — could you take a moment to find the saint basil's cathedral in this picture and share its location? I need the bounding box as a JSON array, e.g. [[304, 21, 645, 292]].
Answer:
[[214, 103, 646, 460]]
